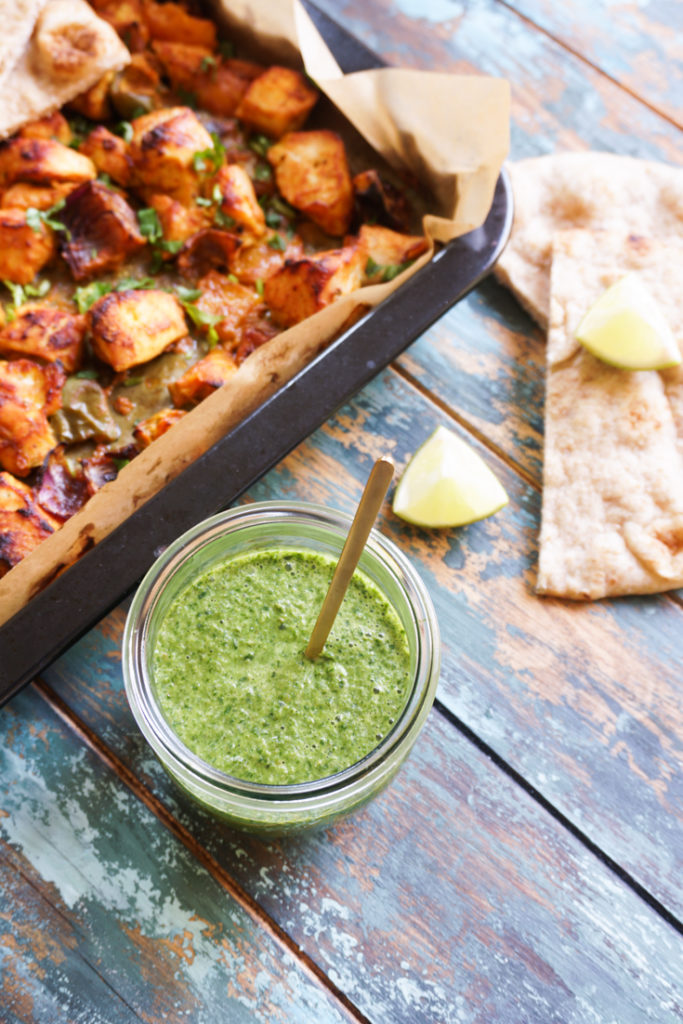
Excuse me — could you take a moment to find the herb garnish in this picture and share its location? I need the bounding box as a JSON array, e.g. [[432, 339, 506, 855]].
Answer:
[[26, 198, 71, 239], [192, 132, 225, 174]]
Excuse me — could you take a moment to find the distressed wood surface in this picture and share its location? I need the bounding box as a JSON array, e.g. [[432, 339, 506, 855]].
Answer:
[[2, 1, 683, 1022]]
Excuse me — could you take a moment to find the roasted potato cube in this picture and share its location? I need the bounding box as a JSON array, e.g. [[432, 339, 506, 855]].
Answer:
[[143, 0, 217, 47], [60, 181, 146, 281], [19, 111, 72, 145], [91, 0, 149, 51], [152, 41, 261, 117], [133, 406, 186, 447], [0, 358, 64, 476], [0, 209, 56, 285], [214, 164, 265, 236], [0, 306, 87, 372], [0, 182, 77, 212], [129, 106, 214, 205], [267, 130, 353, 237], [68, 70, 116, 122], [89, 289, 188, 371], [195, 271, 263, 347], [264, 245, 365, 327], [176, 228, 240, 280], [79, 126, 132, 186], [229, 234, 304, 287], [148, 193, 210, 249], [236, 67, 318, 139], [357, 224, 429, 281], [0, 138, 96, 188], [168, 347, 237, 407], [0, 471, 60, 575]]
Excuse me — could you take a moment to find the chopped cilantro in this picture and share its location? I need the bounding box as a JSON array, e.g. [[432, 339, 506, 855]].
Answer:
[[253, 163, 272, 182], [175, 285, 202, 302], [267, 233, 286, 251], [255, 278, 264, 296], [75, 368, 99, 380], [214, 208, 235, 230], [137, 207, 163, 244], [192, 132, 225, 174], [115, 120, 134, 143], [112, 457, 130, 471], [365, 256, 413, 282], [73, 281, 114, 312], [98, 172, 113, 186], [181, 300, 221, 345], [24, 279, 51, 298], [249, 133, 272, 157], [196, 196, 213, 207], [26, 199, 71, 239], [159, 239, 183, 254], [122, 376, 144, 387], [200, 55, 217, 74]]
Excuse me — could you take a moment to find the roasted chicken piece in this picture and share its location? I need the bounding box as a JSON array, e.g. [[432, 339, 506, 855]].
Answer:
[[19, 112, 72, 145], [152, 41, 262, 117], [0, 358, 64, 477], [0, 471, 61, 576], [214, 164, 266, 237], [60, 181, 146, 281], [142, 0, 217, 48], [78, 126, 132, 186], [267, 130, 354, 237], [89, 288, 188, 371], [133, 406, 186, 447], [0, 306, 87, 372], [357, 224, 429, 281], [147, 193, 210, 249], [129, 106, 215, 205], [236, 67, 318, 139], [0, 182, 77, 212], [176, 228, 240, 280], [264, 244, 365, 327], [168, 347, 237, 407], [229, 233, 304, 287], [352, 169, 412, 233], [68, 70, 116, 122], [194, 271, 264, 348], [0, 209, 56, 284], [91, 0, 150, 52], [0, 137, 96, 188]]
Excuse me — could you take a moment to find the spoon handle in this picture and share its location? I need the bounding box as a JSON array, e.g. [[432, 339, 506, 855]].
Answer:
[[305, 456, 394, 660]]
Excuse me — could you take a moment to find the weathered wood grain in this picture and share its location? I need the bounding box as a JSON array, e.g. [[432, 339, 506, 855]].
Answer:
[[0, 691, 355, 1024], [315, 0, 682, 165], [502, 0, 683, 128], [43, 367, 683, 922], [33, 647, 683, 1024]]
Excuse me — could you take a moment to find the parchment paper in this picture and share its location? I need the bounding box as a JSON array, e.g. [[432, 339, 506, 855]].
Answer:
[[0, 0, 509, 626]]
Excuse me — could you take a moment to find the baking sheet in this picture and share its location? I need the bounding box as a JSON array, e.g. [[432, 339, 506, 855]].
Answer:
[[0, 3, 513, 703]]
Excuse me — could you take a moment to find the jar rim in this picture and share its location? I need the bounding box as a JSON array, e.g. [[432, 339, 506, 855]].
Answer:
[[123, 499, 440, 806]]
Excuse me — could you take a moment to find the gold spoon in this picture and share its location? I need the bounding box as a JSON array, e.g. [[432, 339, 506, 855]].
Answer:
[[305, 456, 394, 660]]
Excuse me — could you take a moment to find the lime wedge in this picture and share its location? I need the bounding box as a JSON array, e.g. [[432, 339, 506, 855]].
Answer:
[[575, 273, 680, 370], [392, 425, 508, 528]]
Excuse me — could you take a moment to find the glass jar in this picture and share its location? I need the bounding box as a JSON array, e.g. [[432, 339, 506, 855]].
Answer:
[[123, 500, 440, 834]]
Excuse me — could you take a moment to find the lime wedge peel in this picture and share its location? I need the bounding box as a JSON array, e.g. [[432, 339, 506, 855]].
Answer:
[[392, 425, 509, 529], [575, 272, 681, 371]]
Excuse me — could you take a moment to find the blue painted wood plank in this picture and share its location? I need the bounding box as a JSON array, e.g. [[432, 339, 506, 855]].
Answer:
[[0, 690, 354, 1024], [31, 635, 683, 1023]]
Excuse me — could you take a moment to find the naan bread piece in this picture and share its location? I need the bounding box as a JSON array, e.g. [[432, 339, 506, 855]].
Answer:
[[495, 153, 683, 330], [0, 0, 47, 92], [537, 229, 683, 600], [0, 0, 130, 140]]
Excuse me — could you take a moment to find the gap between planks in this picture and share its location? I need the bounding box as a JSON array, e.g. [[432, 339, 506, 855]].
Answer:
[[495, 0, 683, 131], [31, 676, 373, 1024]]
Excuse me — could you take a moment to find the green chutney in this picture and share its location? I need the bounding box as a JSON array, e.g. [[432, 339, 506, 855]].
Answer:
[[152, 548, 413, 785]]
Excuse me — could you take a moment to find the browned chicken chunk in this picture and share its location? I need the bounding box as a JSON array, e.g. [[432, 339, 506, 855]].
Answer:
[[152, 42, 263, 117], [0, 182, 77, 212], [236, 67, 318, 139], [168, 346, 237, 407], [195, 270, 264, 348], [79, 126, 133, 187], [19, 112, 72, 145], [60, 181, 146, 281], [133, 406, 186, 447], [0, 358, 64, 476], [357, 224, 429, 281], [129, 106, 215, 205], [0, 306, 87, 372], [142, 0, 217, 48], [0, 137, 95, 188], [91, 0, 149, 52], [214, 164, 266, 236], [0, 209, 56, 284], [0, 470, 61, 576], [264, 244, 365, 327], [176, 228, 240, 280], [68, 71, 117, 122], [89, 288, 188, 371], [267, 130, 354, 237], [147, 193, 210, 249]]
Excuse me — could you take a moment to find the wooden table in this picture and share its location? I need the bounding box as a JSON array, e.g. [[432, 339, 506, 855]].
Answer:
[[2, 3, 682, 1021]]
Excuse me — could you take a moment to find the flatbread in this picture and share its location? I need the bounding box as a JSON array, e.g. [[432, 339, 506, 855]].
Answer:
[[495, 153, 683, 329], [0, 0, 47, 92], [0, 0, 130, 140], [537, 229, 683, 600]]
